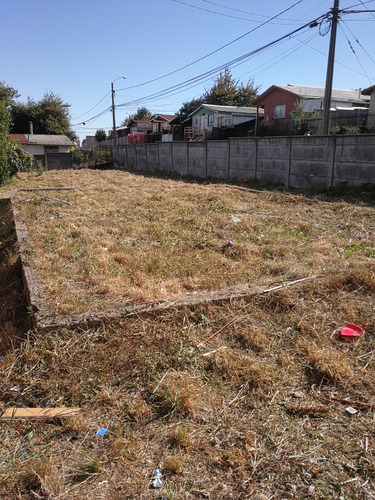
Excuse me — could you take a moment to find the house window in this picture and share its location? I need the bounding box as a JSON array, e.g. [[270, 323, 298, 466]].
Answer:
[[218, 117, 223, 127], [225, 118, 231, 126], [273, 104, 286, 119], [208, 114, 214, 126]]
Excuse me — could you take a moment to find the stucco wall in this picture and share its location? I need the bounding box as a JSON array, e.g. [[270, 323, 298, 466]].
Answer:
[[113, 135, 375, 188]]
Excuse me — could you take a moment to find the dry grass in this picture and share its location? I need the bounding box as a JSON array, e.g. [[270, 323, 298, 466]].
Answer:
[[0, 169, 375, 498], [9, 169, 375, 318]]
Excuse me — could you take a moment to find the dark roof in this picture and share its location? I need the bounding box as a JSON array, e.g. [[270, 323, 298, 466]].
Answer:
[[362, 85, 375, 96]]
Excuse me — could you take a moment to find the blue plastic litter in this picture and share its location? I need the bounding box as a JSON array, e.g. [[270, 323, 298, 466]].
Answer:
[[97, 427, 108, 436], [152, 468, 163, 488]]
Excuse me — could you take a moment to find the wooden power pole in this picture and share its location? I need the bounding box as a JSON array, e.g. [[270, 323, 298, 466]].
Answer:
[[322, 0, 340, 135]]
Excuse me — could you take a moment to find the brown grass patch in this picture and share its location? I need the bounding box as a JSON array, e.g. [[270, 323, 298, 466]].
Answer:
[[8, 169, 375, 319], [1, 171, 375, 497]]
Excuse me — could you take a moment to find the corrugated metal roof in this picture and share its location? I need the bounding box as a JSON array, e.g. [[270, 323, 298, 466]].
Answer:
[[27, 134, 74, 146], [190, 104, 262, 117], [277, 85, 370, 104]]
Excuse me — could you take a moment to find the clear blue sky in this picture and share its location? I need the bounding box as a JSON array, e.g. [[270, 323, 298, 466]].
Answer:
[[1, 0, 374, 142]]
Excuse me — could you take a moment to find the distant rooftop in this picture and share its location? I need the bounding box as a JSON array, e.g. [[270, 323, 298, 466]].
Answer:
[[9, 134, 74, 146]]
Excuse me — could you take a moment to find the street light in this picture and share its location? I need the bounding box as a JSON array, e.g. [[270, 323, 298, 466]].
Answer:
[[111, 76, 127, 148]]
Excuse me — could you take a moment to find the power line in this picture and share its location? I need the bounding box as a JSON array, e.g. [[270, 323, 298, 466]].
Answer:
[[115, 17, 325, 110], [339, 22, 373, 84], [118, 0, 305, 92], [71, 91, 111, 120], [172, 0, 303, 24], [358, 0, 375, 15], [341, 19, 375, 64]]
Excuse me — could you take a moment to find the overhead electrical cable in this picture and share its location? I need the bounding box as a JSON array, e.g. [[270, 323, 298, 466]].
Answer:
[[71, 91, 111, 120], [341, 19, 375, 64], [358, 0, 375, 15], [172, 0, 302, 23], [115, 15, 326, 110], [339, 23, 373, 84], [117, 0, 305, 92]]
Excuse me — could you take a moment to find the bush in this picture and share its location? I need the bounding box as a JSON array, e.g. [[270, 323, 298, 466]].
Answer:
[[6, 137, 33, 177], [0, 101, 33, 185]]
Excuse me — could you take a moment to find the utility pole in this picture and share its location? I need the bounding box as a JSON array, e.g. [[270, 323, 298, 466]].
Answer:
[[111, 81, 117, 149], [111, 76, 127, 149], [322, 0, 340, 135]]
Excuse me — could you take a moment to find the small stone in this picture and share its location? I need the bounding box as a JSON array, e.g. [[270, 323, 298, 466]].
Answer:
[[308, 485, 315, 494]]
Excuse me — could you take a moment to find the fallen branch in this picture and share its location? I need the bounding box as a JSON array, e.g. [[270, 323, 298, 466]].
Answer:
[[197, 316, 241, 348]]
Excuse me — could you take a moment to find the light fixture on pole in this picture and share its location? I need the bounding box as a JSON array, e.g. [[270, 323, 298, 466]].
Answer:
[[111, 76, 127, 148]]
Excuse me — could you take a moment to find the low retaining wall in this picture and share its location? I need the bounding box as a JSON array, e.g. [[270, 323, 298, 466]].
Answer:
[[113, 135, 375, 187]]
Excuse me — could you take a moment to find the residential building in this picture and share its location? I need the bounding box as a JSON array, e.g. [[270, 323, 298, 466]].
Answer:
[[9, 134, 74, 154], [362, 84, 375, 130], [254, 84, 370, 133], [189, 104, 262, 139]]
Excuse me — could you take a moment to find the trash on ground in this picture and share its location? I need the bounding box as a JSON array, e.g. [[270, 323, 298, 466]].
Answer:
[[151, 468, 163, 488], [97, 427, 108, 436], [229, 215, 241, 223], [339, 323, 364, 339], [10, 386, 19, 392], [1, 407, 81, 420], [345, 406, 359, 415]]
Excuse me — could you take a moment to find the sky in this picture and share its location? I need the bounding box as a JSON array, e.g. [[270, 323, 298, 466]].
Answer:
[[1, 0, 374, 143]]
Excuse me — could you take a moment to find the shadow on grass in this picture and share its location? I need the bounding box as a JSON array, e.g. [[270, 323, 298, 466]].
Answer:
[[0, 198, 32, 352], [119, 168, 375, 208]]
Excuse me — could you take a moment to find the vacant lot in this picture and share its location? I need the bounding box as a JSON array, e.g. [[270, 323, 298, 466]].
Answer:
[[11, 169, 375, 318], [1, 169, 375, 499]]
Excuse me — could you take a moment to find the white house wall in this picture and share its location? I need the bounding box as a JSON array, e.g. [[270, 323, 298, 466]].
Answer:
[[23, 145, 45, 155]]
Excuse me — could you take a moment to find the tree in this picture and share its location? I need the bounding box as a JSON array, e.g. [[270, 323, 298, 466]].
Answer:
[[0, 98, 32, 186], [178, 97, 204, 117], [95, 129, 107, 142], [121, 106, 154, 126], [290, 98, 308, 135], [0, 81, 20, 109], [10, 92, 78, 143], [177, 68, 259, 115]]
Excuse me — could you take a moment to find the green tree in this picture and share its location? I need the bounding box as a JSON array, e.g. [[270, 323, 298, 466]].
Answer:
[[10, 92, 78, 143], [121, 106, 153, 126], [0, 101, 10, 184], [290, 98, 308, 134], [177, 68, 259, 115], [178, 97, 204, 117], [0, 81, 20, 109], [0, 99, 32, 186], [95, 128, 107, 142]]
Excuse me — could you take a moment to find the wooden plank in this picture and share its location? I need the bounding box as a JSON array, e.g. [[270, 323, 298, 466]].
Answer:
[[1, 407, 81, 420]]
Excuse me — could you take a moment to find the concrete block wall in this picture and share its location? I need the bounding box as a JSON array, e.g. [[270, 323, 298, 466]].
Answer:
[[207, 141, 228, 178], [290, 136, 334, 188], [334, 135, 375, 186], [114, 135, 375, 187]]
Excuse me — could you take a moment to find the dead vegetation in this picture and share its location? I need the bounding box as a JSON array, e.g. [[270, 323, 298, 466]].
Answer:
[[0, 170, 375, 498]]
